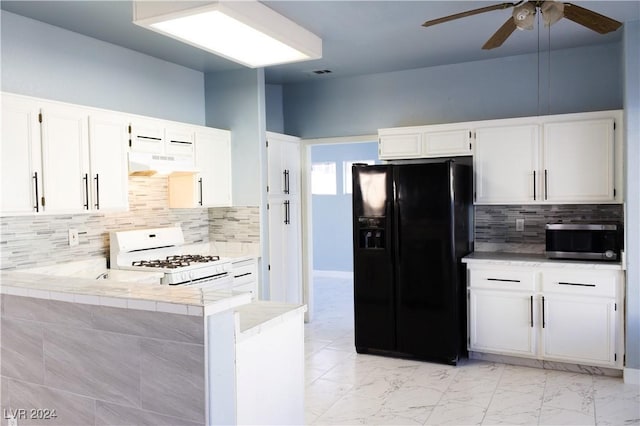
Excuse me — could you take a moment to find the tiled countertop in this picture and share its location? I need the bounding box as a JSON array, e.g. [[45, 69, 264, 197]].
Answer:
[[0, 270, 251, 317], [462, 252, 624, 270]]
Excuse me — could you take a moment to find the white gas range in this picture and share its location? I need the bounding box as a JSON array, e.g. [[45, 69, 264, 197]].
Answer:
[[110, 227, 232, 288]]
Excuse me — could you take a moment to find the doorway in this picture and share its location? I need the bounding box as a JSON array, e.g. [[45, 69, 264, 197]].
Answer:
[[300, 136, 379, 331]]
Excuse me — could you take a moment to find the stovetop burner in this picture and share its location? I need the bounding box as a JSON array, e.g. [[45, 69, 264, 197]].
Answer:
[[132, 254, 220, 269]]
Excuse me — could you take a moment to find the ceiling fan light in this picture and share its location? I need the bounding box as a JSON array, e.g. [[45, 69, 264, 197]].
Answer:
[[512, 2, 536, 30], [541, 1, 565, 27]]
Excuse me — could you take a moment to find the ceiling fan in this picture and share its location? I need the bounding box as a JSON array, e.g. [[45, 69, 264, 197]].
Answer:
[[422, 1, 623, 50]]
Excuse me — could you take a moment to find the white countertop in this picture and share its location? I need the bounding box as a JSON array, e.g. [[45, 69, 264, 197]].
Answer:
[[234, 301, 307, 341], [0, 270, 252, 317], [462, 252, 624, 270], [0, 250, 261, 317]]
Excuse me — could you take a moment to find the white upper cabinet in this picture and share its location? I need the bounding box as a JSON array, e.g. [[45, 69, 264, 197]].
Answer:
[[378, 131, 423, 159], [424, 128, 472, 157], [474, 125, 540, 204], [379, 110, 623, 205], [195, 127, 232, 207], [1, 94, 42, 214], [543, 118, 615, 203], [129, 117, 165, 154], [40, 102, 91, 213], [378, 126, 472, 160], [473, 111, 622, 205], [267, 132, 300, 197], [168, 126, 233, 208], [88, 112, 129, 211], [1, 93, 129, 215]]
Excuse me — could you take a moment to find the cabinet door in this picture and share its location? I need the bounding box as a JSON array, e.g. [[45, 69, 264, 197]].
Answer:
[[268, 197, 302, 304], [474, 125, 539, 204], [129, 117, 164, 153], [542, 295, 617, 366], [165, 125, 195, 156], [378, 133, 422, 159], [543, 119, 615, 202], [267, 134, 300, 197], [1, 95, 42, 214], [196, 128, 232, 207], [40, 104, 90, 213], [88, 113, 129, 211], [469, 289, 537, 357], [424, 129, 472, 157]]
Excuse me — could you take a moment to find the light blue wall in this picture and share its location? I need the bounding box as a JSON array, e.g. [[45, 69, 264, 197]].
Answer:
[[204, 68, 265, 207], [623, 20, 640, 372], [283, 43, 622, 138], [266, 84, 285, 133], [1, 11, 205, 124], [311, 142, 378, 272]]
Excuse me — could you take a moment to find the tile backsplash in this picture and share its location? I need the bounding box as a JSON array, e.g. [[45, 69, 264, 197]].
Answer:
[[209, 207, 260, 244], [474, 204, 624, 253], [0, 176, 260, 270]]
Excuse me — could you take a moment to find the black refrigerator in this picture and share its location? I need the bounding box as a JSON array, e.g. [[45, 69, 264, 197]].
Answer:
[[352, 160, 473, 365]]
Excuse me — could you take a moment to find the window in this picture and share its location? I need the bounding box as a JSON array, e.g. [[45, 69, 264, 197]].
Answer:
[[311, 162, 337, 195], [343, 160, 375, 194]]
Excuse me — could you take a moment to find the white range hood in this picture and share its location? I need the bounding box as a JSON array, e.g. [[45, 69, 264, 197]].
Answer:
[[128, 151, 199, 176]]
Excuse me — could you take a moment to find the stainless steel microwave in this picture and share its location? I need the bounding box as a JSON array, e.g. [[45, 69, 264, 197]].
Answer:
[[545, 224, 622, 261]]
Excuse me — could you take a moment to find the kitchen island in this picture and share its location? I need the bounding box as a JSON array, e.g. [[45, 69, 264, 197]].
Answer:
[[0, 270, 305, 425]]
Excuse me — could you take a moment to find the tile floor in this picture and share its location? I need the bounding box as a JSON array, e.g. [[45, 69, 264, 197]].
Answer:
[[304, 274, 640, 425]]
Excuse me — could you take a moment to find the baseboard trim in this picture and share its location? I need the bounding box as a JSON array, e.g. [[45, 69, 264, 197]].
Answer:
[[313, 270, 353, 280], [624, 367, 640, 385]]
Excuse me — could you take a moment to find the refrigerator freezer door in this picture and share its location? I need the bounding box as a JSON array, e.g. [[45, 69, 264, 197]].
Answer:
[[393, 162, 460, 363], [352, 165, 395, 352]]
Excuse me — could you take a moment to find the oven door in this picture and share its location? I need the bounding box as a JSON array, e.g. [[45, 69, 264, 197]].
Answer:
[[179, 273, 233, 290]]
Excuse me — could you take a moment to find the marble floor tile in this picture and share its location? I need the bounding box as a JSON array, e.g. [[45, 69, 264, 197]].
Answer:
[[482, 388, 542, 425], [424, 401, 487, 425], [305, 274, 638, 426], [539, 406, 596, 425]]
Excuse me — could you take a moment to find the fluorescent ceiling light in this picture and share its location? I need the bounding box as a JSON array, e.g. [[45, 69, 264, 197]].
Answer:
[[133, 1, 322, 68]]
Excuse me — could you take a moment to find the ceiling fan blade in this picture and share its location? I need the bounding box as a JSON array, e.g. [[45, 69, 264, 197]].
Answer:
[[562, 3, 622, 34], [422, 3, 516, 28], [482, 18, 517, 50]]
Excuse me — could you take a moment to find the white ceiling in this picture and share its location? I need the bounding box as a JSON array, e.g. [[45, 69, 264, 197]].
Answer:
[[2, 1, 638, 84]]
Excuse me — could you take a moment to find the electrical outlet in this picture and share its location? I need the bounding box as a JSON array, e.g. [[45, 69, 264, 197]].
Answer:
[[68, 229, 79, 246], [516, 218, 525, 232]]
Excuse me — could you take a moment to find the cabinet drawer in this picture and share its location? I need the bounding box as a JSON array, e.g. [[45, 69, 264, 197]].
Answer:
[[469, 269, 536, 291], [542, 271, 617, 297], [233, 260, 258, 284]]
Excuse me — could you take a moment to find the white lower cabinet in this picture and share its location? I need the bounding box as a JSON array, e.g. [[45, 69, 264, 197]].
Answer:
[[469, 290, 536, 357], [542, 295, 617, 365], [232, 258, 259, 299], [466, 262, 624, 369]]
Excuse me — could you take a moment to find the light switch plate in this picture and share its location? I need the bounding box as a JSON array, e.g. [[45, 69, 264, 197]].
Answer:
[[516, 219, 525, 232], [69, 229, 79, 246]]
